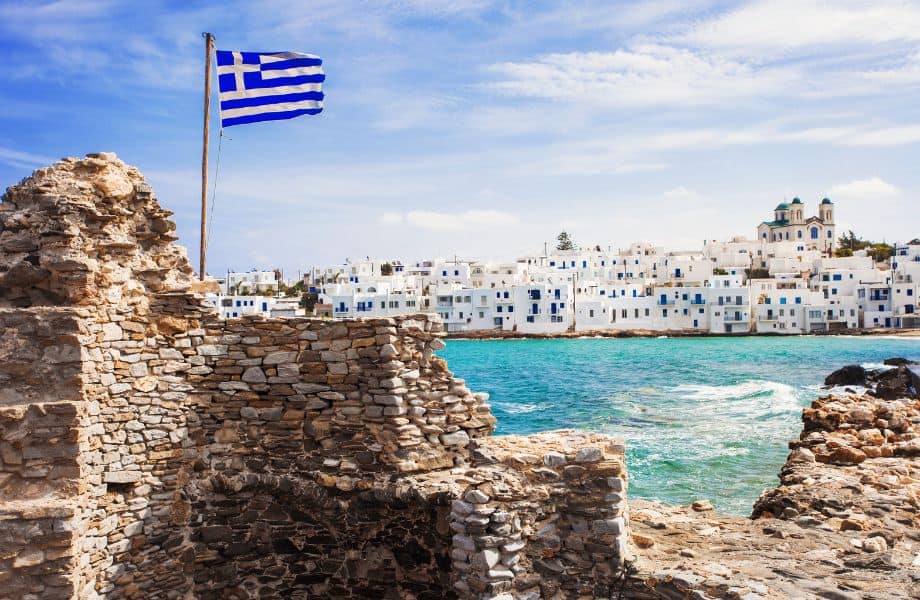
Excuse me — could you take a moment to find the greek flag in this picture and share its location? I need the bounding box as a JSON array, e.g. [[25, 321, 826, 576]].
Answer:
[[215, 50, 324, 127]]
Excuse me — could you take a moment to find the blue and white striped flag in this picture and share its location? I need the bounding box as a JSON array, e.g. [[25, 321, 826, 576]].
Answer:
[[215, 50, 324, 127]]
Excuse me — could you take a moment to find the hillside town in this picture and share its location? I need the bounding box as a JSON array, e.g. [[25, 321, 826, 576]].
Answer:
[[204, 198, 920, 335]]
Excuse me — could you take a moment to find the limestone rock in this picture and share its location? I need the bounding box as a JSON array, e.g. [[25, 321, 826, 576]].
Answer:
[[0, 153, 193, 308]]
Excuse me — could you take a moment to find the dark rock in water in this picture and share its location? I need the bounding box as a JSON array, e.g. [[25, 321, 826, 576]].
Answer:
[[824, 365, 866, 387], [909, 365, 920, 396], [883, 357, 917, 366], [873, 366, 916, 400]]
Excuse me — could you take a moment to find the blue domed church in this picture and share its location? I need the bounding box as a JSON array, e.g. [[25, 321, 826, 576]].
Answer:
[[757, 197, 835, 253]]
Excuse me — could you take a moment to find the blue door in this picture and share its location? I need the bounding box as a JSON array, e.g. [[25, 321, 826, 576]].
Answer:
[[660, 294, 667, 304], [532, 303, 538, 314], [693, 319, 698, 328], [551, 303, 557, 315]]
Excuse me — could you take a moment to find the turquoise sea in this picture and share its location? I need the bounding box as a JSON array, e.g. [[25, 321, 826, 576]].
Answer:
[[440, 335, 920, 515]]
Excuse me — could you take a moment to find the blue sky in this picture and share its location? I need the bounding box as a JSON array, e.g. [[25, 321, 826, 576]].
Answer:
[[1, 0, 918, 275]]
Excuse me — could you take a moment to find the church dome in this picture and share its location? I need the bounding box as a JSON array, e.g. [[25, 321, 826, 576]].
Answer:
[[821, 197, 833, 204], [791, 197, 802, 204], [775, 202, 790, 210]]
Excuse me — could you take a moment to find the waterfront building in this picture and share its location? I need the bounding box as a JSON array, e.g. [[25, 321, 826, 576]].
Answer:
[[705, 275, 752, 334], [510, 281, 574, 334], [891, 241, 920, 328], [204, 294, 280, 319], [752, 277, 822, 334], [222, 269, 281, 295], [858, 282, 895, 328], [322, 280, 425, 319]]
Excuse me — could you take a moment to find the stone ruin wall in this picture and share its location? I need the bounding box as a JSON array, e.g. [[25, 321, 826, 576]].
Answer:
[[0, 154, 632, 600]]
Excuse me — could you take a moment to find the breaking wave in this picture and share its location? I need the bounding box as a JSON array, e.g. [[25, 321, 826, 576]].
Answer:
[[860, 362, 896, 371], [674, 380, 798, 406]]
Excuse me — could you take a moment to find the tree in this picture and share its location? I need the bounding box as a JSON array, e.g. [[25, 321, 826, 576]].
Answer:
[[556, 231, 575, 251], [745, 267, 770, 280], [838, 230, 863, 252], [285, 280, 304, 298], [867, 243, 894, 263], [835, 231, 893, 262], [713, 267, 728, 275], [300, 292, 318, 312], [380, 262, 393, 276]]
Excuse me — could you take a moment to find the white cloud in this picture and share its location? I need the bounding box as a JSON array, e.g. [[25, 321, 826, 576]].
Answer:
[[827, 177, 902, 202], [379, 212, 404, 224], [662, 186, 702, 202], [676, 0, 920, 56], [838, 125, 920, 146], [860, 52, 920, 85], [386, 209, 521, 232], [390, 0, 490, 17], [486, 44, 797, 106], [0, 146, 56, 170], [539, 157, 667, 176]]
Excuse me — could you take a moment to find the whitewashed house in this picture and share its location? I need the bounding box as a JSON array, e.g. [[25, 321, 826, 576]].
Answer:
[[706, 275, 751, 334], [204, 294, 280, 319], [222, 270, 280, 295], [891, 242, 920, 328]]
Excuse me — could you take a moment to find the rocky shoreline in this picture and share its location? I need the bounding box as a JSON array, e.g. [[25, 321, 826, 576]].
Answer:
[[445, 328, 920, 341], [625, 359, 920, 599]]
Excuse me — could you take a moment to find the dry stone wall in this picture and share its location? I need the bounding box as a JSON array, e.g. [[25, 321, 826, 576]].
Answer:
[[0, 154, 632, 599]]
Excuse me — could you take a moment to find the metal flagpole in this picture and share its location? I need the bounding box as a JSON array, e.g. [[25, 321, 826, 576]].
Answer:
[[200, 32, 215, 281]]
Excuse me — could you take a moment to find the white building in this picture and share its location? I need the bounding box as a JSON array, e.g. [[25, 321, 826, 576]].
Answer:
[[204, 294, 280, 319], [757, 197, 835, 253], [891, 242, 920, 328], [222, 270, 280, 295]]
